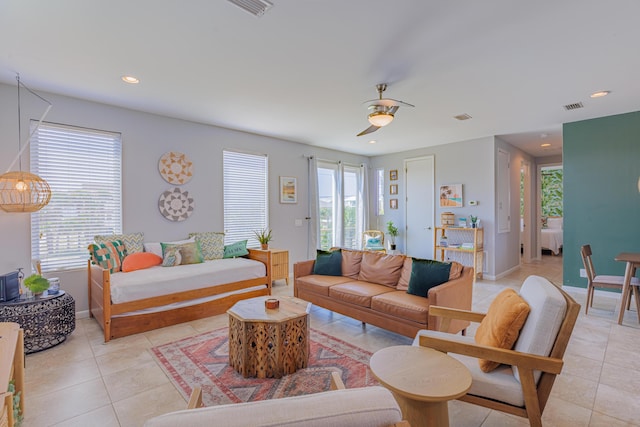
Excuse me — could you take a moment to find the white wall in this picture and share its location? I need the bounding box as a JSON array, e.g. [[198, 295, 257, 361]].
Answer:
[[369, 137, 498, 276], [0, 83, 367, 312]]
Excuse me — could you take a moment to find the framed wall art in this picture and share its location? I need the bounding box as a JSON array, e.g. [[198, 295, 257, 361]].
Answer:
[[439, 184, 463, 208], [389, 169, 398, 181], [390, 198, 398, 209], [280, 176, 297, 204], [390, 184, 398, 195]]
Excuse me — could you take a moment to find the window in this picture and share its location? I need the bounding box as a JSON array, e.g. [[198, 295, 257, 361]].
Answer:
[[223, 150, 268, 247], [376, 168, 385, 216], [317, 161, 366, 250], [31, 122, 122, 272]]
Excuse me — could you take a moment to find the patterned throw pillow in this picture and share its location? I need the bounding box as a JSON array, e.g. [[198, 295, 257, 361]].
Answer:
[[95, 232, 144, 253], [161, 241, 204, 265], [88, 240, 127, 273], [188, 232, 225, 260], [162, 246, 182, 267], [223, 240, 249, 258]]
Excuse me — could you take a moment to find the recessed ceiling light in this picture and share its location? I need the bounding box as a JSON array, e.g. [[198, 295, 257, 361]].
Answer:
[[368, 140, 376, 144], [590, 90, 610, 98], [121, 75, 139, 84], [541, 143, 551, 147]]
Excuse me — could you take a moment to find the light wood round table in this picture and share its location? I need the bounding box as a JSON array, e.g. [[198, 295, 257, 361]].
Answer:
[[369, 345, 472, 427]]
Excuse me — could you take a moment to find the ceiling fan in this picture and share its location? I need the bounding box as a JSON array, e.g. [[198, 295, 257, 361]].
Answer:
[[357, 83, 414, 137]]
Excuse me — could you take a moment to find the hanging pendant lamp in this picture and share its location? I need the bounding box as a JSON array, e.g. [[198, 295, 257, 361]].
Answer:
[[0, 74, 52, 213]]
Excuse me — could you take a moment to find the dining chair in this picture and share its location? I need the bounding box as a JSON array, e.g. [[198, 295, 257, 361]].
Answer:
[[580, 244, 640, 316]]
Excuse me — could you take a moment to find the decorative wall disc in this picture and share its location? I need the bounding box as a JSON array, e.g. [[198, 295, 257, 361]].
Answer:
[[159, 188, 194, 222], [159, 152, 193, 185]]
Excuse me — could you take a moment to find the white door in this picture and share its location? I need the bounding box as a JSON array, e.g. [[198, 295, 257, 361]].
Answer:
[[405, 156, 435, 259]]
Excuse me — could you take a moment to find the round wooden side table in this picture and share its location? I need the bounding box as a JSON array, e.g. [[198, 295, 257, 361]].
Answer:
[[227, 296, 311, 378], [369, 345, 472, 427], [0, 290, 75, 353]]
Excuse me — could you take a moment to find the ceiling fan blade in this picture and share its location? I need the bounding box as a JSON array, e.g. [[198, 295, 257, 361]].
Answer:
[[363, 98, 415, 108], [389, 105, 399, 114], [357, 125, 380, 137]]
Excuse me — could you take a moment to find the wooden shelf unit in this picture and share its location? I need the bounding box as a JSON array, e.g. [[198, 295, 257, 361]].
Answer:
[[0, 323, 24, 427], [434, 227, 484, 280]]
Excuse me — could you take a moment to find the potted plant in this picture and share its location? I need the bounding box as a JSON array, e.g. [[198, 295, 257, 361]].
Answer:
[[386, 221, 399, 251], [254, 228, 273, 250], [470, 215, 478, 228], [24, 274, 50, 296]]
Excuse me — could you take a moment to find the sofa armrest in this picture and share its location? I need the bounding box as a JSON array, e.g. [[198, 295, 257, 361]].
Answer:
[[427, 267, 474, 333], [294, 259, 315, 279]]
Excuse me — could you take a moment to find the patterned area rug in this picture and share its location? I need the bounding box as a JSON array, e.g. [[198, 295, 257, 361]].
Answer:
[[151, 327, 378, 406]]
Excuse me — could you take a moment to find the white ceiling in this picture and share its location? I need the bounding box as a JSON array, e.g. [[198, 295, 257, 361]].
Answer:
[[1, 1, 639, 158]]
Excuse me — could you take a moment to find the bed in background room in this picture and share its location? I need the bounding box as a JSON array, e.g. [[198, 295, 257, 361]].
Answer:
[[541, 217, 563, 255]]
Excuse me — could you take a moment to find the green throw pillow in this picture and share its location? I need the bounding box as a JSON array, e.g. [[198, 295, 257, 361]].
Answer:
[[161, 241, 204, 265], [313, 249, 342, 276], [223, 240, 249, 258], [407, 258, 452, 297]]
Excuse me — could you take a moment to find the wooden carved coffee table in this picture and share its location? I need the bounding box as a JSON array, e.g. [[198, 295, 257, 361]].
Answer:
[[228, 296, 311, 379], [370, 345, 472, 427]]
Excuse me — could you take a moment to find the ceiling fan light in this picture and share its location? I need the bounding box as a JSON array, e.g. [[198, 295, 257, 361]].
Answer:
[[368, 112, 394, 127]]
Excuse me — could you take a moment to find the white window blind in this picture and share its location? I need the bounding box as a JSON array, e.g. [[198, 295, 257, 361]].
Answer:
[[223, 150, 268, 247], [30, 122, 122, 272]]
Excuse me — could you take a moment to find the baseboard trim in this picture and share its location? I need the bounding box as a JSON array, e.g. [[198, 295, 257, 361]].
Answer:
[[76, 310, 90, 319]]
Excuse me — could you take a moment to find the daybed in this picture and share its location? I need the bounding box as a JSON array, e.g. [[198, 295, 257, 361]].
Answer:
[[294, 248, 474, 338], [88, 234, 272, 342]]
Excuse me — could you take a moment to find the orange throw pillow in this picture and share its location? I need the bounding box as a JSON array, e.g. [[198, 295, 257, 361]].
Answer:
[[121, 252, 163, 272], [475, 288, 531, 372]]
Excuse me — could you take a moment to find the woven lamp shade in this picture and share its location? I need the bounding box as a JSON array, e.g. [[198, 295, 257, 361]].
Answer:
[[0, 171, 51, 213]]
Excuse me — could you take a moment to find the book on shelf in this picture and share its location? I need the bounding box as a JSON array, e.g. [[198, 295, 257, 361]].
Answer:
[[461, 242, 474, 249]]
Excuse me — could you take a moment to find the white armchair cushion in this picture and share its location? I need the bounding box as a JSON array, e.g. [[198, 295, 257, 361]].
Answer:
[[512, 275, 566, 383], [413, 330, 525, 407], [143, 386, 402, 427]]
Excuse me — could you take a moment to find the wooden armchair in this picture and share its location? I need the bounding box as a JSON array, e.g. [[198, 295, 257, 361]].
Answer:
[[145, 372, 410, 427], [414, 276, 579, 427]]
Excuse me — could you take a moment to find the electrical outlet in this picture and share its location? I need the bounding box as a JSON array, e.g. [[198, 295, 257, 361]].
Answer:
[[579, 269, 587, 278]]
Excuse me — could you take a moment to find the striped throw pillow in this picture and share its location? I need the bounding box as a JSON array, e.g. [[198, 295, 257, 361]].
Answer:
[[88, 240, 127, 273]]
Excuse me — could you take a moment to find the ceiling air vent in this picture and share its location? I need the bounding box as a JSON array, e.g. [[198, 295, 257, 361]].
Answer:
[[227, 0, 273, 17], [564, 102, 584, 111], [453, 113, 472, 121]]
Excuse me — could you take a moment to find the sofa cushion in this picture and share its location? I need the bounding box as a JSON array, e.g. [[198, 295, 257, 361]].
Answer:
[[512, 275, 567, 383], [189, 231, 225, 260], [413, 330, 525, 407], [295, 275, 352, 296], [341, 249, 363, 279], [397, 258, 463, 291], [122, 252, 162, 272], [95, 232, 144, 254], [88, 240, 126, 273], [358, 251, 405, 288], [142, 386, 402, 427], [144, 237, 195, 258], [372, 291, 430, 324], [407, 258, 452, 297], [329, 281, 395, 308], [313, 249, 343, 276], [223, 240, 249, 258], [475, 288, 531, 373], [162, 241, 205, 265]]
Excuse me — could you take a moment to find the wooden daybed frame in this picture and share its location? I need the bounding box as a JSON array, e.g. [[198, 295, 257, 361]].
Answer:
[[88, 249, 272, 342]]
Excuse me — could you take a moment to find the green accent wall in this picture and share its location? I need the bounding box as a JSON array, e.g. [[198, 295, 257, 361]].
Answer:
[[563, 111, 640, 288]]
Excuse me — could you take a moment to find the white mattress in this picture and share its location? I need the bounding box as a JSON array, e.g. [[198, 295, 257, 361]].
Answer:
[[109, 257, 266, 304], [541, 228, 563, 255]]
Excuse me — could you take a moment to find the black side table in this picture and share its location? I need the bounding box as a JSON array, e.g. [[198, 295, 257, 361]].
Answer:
[[0, 290, 75, 353]]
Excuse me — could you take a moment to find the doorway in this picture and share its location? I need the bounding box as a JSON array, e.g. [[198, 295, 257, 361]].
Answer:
[[520, 160, 533, 262], [405, 156, 434, 259]]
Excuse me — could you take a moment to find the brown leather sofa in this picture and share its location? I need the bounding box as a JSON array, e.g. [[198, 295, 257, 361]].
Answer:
[[294, 249, 473, 338]]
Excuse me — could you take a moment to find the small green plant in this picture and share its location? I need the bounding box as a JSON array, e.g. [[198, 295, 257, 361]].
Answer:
[[469, 215, 478, 228], [23, 274, 49, 294], [386, 221, 399, 244], [253, 228, 273, 245], [8, 379, 23, 426]]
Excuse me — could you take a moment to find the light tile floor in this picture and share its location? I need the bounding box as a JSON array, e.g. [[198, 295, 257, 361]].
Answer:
[[21, 255, 640, 426]]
